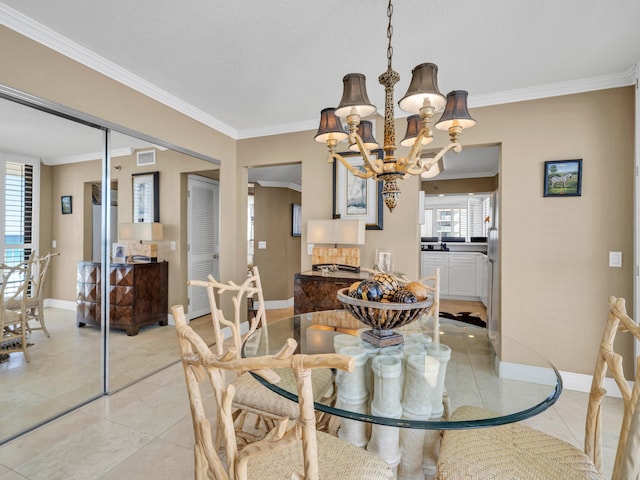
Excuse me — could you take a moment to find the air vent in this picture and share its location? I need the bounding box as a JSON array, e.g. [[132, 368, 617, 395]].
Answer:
[[137, 150, 156, 166]]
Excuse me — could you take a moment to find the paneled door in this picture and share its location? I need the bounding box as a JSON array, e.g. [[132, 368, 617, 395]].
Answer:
[[187, 175, 219, 319]]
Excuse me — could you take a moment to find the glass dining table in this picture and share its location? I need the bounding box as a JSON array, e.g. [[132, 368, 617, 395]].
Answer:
[[241, 309, 562, 478]]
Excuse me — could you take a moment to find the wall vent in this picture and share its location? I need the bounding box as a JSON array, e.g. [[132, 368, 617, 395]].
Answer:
[[137, 150, 156, 166]]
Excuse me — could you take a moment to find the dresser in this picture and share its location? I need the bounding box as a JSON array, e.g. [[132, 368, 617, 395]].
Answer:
[[76, 261, 169, 336], [294, 270, 369, 314]]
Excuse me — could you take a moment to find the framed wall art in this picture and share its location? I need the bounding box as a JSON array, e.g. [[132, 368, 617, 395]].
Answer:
[[132, 171, 159, 222], [61, 195, 72, 214], [332, 150, 383, 230], [543, 159, 582, 197], [291, 203, 302, 237]]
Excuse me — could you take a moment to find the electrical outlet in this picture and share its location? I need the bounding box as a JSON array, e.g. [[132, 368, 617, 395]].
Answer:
[[52, 240, 56, 248], [258, 241, 267, 249]]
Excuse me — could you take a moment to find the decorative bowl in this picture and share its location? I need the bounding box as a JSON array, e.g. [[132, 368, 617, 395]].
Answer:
[[336, 288, 433, 347]]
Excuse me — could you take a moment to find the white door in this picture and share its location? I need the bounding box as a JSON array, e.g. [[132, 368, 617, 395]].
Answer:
[[187, 175, 219, 319]]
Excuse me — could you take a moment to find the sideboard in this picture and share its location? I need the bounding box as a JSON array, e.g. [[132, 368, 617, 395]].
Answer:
[[76, 261, 169, 336], [293, 270, 369, 314]]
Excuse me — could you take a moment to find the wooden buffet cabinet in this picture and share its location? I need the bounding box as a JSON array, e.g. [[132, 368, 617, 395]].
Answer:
[[293, 270, 368, 314], [76, 261, 169, 336]]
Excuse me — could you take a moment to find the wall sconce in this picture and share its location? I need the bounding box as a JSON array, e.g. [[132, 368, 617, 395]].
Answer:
[[307, 219, 365, 272], [119, 222, 163, 262]]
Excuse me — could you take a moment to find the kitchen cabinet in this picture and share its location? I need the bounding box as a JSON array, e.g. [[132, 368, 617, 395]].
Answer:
[[421, 252, 486, 300], [421, 253, 450, 294], [448, 254, 476, 296]]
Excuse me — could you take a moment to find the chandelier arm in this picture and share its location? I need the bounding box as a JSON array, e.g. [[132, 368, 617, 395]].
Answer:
[[349, 133, 385, 173], [404, 142, 462, 176], [405, 127, 431, 167], [330, 152, 377, 179]]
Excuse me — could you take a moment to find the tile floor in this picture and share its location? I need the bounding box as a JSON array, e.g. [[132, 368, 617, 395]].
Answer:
[[0, 303, 623, 479]]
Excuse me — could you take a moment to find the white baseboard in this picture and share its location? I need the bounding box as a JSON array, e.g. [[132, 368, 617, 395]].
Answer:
[[263, 297, 293, 310], [499, 361, 627, 398], [44, 298, 76, 311]]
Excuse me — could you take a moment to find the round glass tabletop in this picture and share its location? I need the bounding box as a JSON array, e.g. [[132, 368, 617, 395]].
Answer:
[[242, 310, 562, 430]]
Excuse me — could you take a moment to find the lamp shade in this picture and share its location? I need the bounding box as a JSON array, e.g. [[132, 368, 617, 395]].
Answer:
[[119, 222, 163, 241], [307, 219, 365, 245], [398, 63, 447, 114], [400, 114, 433, 147], [435, 90, 476, 130], [314, 108, 349, 144], [335, 73, 377, 118], [349, 120, 379, 151]]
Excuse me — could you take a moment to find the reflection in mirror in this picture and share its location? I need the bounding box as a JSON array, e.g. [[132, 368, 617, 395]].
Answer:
[[0, 92, 223, 445], [104, 131, 221, 392], [0, 96, 105, 443]]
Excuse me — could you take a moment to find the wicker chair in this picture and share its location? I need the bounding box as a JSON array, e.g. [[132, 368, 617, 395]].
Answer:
[[188, 266, 335, 433], [437, 296, 640, 480], [0, 260, 32, 362], [24, 252, 58, 337], [172, 304, 395, 480]]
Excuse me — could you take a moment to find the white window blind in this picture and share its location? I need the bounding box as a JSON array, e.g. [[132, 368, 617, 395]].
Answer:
[[3, 161, 34, 264]]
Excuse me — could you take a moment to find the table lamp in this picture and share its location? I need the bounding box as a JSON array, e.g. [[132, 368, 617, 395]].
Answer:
[[307, 219, 365, 272], [118, 222, 163, 262]]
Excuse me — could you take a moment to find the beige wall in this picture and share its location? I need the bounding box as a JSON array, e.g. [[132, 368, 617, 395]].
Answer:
[[0, 25, 635, 377], [252, 185, 301, 301]]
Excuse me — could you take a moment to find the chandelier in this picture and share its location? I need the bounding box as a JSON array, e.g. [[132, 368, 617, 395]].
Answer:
[[314, 0, 476, 212]]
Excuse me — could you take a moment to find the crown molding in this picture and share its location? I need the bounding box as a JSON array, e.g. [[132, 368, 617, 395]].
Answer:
[[470, 67, 637, 108], [257, 180, 302, 192], [42, 147, 134, 166], [0, 4, 238, 139]]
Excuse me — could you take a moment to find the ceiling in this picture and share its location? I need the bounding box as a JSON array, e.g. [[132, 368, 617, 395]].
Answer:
[[0, 0, 638, 184]]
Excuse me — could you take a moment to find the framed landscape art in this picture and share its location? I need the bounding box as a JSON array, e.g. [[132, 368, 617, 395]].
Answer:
[[543, 159, 582, 197]]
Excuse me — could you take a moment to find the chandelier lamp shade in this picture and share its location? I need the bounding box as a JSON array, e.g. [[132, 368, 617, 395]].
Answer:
[[314, 0, 476, 212]]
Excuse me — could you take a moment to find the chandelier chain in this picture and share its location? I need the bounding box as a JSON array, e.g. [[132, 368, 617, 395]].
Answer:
[[386, 0, 393, 70]]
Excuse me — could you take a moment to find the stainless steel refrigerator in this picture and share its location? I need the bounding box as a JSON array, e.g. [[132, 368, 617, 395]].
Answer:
[[487, 191, 500, 352]]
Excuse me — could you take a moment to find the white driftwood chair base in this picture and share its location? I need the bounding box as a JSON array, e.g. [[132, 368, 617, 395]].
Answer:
[[172, 304, 394, 480], [437, 296, 640, 480]]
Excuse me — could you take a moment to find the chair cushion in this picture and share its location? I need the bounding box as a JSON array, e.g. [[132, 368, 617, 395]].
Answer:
[[247, 430, 394, 480], [437, 406, 599, 480], [233, 367, 335, 420]]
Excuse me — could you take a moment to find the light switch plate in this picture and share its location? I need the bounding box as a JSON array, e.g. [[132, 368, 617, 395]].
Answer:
[[258, 241, 267, 249], [308, 244, 314, 255], [609, 251, 622, 267]]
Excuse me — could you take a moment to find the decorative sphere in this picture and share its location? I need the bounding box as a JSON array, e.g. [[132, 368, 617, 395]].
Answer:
[[405, 281, 428, 301], [355, 279, 384, 302], [392, 288, 418, 303], [372, 272, 399, 300]]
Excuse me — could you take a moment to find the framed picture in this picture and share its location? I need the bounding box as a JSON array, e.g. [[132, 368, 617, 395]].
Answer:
[[112, 242, 127, 263], [332, 150, 383, 230], [61, 195, 72, 214], [291, 203, 302, 237], [543, 159, 582, 197], [132, 172, 159, 222]]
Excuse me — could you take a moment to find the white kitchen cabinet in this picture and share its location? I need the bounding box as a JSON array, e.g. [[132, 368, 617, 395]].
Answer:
[[448, 254, 476, 296], [421, 252, 449, 294], [422, 251, 487, 300]]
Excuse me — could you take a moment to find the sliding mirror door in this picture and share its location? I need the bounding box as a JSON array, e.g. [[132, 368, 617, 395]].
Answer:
[[106, 131, 220, 392], [0, 96, 105, 442]]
